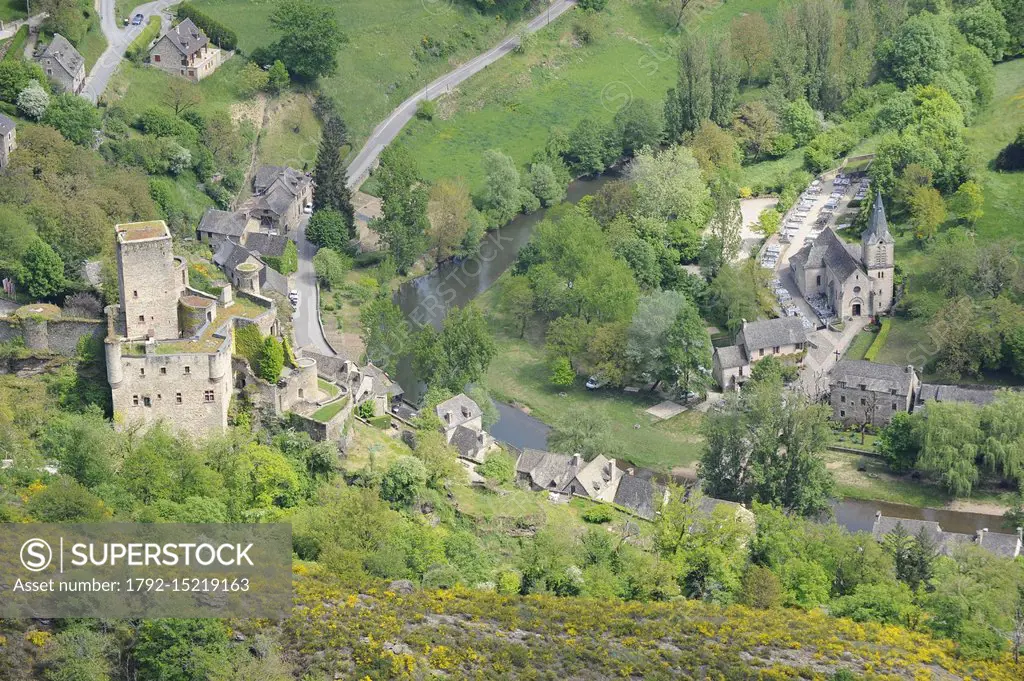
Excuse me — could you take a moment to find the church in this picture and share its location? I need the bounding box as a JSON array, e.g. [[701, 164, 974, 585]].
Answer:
[[789, 192, 895, 319]]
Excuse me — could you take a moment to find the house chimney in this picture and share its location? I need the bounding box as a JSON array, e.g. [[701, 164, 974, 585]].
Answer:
[[571, 454, 582, 467], [976, 528, 988, 545], [1018, 526, 1023, 542], [627, 467, 635, 476], [461, 405, 470, 418], [608, 458, 616, 474], [905, 364, 913, 374], [874, 510, 881, 522], [444, 411, 452, 424], [477, 432, 484, 444]]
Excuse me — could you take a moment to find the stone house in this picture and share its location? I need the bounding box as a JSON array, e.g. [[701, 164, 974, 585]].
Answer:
[[560, 454, 623, 503], [0, 114, 15, 169], [37, 34, 85, 94], [105, 220, 277, 437], [712, 317, 808, 390], [790, 192, 895, 319], [612, 472, 665, 520], [197, 209, 251, 248], [515, 449, 578, 493], [829, 360, 917, 427], [242, 165, 313, 233], [149, 19, 224, 82], [212, 239, 289, 297], [436, 394, 494, 463]]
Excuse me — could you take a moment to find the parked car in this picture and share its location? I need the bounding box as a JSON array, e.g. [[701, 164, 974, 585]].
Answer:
[[303, 202, 313, 214], [585, 375, 607, 390], [288, 290, 299, 305], [131, 13, 144, 25]]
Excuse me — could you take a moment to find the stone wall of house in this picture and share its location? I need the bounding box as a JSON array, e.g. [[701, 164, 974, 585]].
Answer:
[[109, 339, 231, 435], [149, 37, 185, 78], [288, 398, 352, 443], [0, 317, 104, 356], [831, 381, 916, 428], [117, 234, 186, 340]]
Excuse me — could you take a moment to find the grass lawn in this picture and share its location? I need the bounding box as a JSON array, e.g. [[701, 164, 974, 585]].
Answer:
[[825, 450, 1013, 510], [77, 13, 108, 71], [736, 150, 804, 191], [318, 377, 339, 398], [0, 0, 25, 23], [397, 0, 784, 193], [965, 59, 1024, 242], [482, 292, 704, 473], [192, 0, 514, 149], [843, 329, 876, 361], [257, 92, 321, 170], [312, 396, 348, 423], [341, 421, 410, 472]]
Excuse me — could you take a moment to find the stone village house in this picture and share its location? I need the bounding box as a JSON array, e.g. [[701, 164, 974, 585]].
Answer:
[[829, 360, 918, 428], [36, 34, 84, 94], [0, 113, 15, 170], [197, 166, 313, 247], [149, 19, 225, 82], [712, 317, 808, 391], [435, 394, 495, 464]]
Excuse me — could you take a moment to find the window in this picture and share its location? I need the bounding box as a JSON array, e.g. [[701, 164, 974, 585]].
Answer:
[[132, 395, 139, 406], [840, 395, 846, 403], [184, 366, 190, 375], [773, 346, 780, 354], [759, 348, 765, 357], [298, 388, 304, 399], [816, 275, 821, 286], [891, 402, 897, 410], [853, 286, 861, 294], [860, 398, 866, 406], [133, 290, 138, 298], [176, 392, 182, 404], [840, 410, 846, 417], [154, 54, 160, 62], [143, 397, 151, 407], [890, 389, 896, 395], [160, 367, 167, 375], [138, 315, 145, 323], [204, 390, 214, 403], [139, 368, 145, 376], [859, 384, 867, 391]]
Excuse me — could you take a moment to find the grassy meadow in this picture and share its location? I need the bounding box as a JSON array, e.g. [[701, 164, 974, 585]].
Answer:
[[192, 0, 514, 148]]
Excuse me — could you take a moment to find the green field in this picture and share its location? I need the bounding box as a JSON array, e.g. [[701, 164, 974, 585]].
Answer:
[[843, 329, 876, 361], [78, 12, 109, 71], [257, 92, 322, 170], [397, 0, 783, 192], [193, 0, 514, 149], [312, 396, 348, 422], [966, 58, 1024, 241]]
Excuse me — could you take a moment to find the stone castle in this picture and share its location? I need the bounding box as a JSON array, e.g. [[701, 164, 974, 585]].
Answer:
[[104, 221, 280, 435]]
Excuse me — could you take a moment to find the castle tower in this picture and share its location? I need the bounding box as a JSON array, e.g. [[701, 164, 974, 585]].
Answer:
[[235, 261, 262, 296], [861, 192, 895, 315], [115, 221, 185, 340]]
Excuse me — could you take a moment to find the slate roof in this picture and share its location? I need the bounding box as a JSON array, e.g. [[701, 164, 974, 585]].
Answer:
[[250, 183, 296, 216], [363, 363, 403, 397], [613, 474, 660, 520], [870, 515, 944, 544], [739, 317, 807, 352], [40, 34, 84, 78], [254, 165, 310, 195], [916, 384, 1001, 407], [872, 513, 1021, 558], [436, 394, 482, 429], [863, 192, 894, 246], [449, 425, 483, 460], [516, 449, 577, 490], [244, 232, 289, 258], [0, 114, 15, 136], [212, 241, 252, 272], [831, 360, 915, 396], [793, 227, 862, 283], [977, 529, 1023, 559], [262, 264, 288, 296], [714, 345, 747, 370], [569, 455, 620, 497], [161, 19, 209, 57], [199, 209, 248, 237]]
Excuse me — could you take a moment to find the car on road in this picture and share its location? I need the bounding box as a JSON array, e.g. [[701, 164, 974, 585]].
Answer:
[[288, 290, 299, 305], [585, 375, 607, 390], [131, 13, 144, 25]]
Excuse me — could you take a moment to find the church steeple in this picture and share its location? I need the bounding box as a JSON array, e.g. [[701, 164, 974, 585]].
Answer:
[[863, 191, 894, 246]]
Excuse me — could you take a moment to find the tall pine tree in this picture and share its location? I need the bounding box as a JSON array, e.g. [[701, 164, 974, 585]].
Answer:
[[312, 114, 356, 239], [663, 35, 712, 143]]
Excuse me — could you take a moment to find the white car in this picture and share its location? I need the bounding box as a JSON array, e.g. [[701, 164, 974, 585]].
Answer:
[[585, 375, 606, 390], [303, 202, 313, 214], [288, 290, 299, 305]]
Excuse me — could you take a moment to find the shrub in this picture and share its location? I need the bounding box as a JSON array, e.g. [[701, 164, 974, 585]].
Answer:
[[577, 0, 608, 9], [477, 451, 515, 484], [994, 126, 1024, 171], [356, 400, 375, 419], [16, 81, 49, 120], [176, 3, 238, 50], [863, 318, 891, 362], [582, 504, 614, 524], [415, 99, 436, 121], [256, 336, 284, 383], [234, 324, 263, 364]]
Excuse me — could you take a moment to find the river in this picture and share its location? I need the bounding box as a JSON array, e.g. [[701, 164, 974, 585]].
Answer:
[[390, 173, 1014, 538]]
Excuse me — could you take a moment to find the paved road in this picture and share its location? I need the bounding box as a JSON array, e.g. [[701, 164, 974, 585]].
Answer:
[[344, 0, 576, 189], [293, 215, 335, 355], [81, 0, 176, 103]]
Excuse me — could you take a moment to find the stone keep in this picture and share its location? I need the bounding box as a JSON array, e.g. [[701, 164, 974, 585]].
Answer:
[[115, 222, 187, 340]]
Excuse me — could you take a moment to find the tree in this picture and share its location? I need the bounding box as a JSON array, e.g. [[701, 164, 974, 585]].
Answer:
[[238, 61, 271, 96], [269, 0, 345, 81], [528, 162, 565, 207], [0, 59, 46, 104], [781, 98, 820, 146], [19, 239, 65, 299], [44, 626, 114, 681], [666, 296, 713, 397], [549, 407, 616, 460], [44, 410, 116, 488], [359, 296, 409, 374], [995, 126, 1024, 171], [496, 275, 534, 337], [16, 81, 49, 120], [372, 145, 428, 272], [730, 13, 772, 83], [627, 145, 711, 224], [563, 118, 614, 176], [257, 336, 285, 383], [877, 11, 951, 88], [413, 304, 496, 393], [27, 478, 107, 522], [878, 412, 919, 474], [709, 37, 739, 127], [41, 0, 88, 44], [707, 261, 773, 334], [613, 98, 664, 156], [699, 376, 835, 516], [688, 120, 741, 174], [163, 79, 202, 116], [133, 619, 229, 681], [951, 180, 984, 227], [545, 315, 589, 371], [908, 185, 945, 241], [704, 176, 743, 270], [312, 247, 350, 289], [427, 178, 473, 263], [664, 35, 712, 142], [739, 564, 784, 609], [479, 149, 531, 226], [733, 100, 780, 161], [42, 93, 101, 146], [955, 0, 1011, 62], [917, 401, 983, 496], [312, 114, 355, 233], [306, 209, 350, 252], [380, 455, 427, 507], [267, 60, 290, 93], [625, 290, 690, 389]]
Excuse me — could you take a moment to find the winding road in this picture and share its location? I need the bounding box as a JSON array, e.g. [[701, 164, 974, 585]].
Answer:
[[295, 0, 577, 356], [81, 0, 176, 103]]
